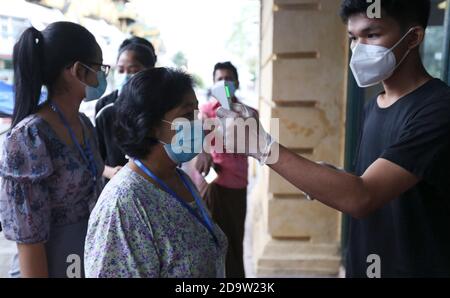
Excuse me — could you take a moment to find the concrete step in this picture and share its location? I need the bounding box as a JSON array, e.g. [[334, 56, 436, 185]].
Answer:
[[257, 266, 340, 278], [257, 255, 341, 277], [255, 239, 341, 277], [263, 239, 341, 256], [258, 254, 340, 270]]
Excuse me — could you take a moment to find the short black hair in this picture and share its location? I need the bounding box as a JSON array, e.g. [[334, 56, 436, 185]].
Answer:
[[339, 0, 431, 29], [114, 68, 194, 159], [118, 43, 156, 68], [213, 61, 239, 82], [117, 36, 158, 67], [119, 36, 155, 54]]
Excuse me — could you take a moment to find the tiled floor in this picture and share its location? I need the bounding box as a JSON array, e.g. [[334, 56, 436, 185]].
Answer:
[[243, 191, 256, 278], [0, 233, 15, 278]]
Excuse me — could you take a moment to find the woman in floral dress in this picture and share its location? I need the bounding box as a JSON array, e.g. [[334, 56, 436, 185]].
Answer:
[[0, 22, 106, 277], [84, 68, 228, 278]]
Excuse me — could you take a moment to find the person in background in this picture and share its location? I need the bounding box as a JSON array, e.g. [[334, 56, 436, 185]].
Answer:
[[0, 22, 105, 277], [195, 61, 255, 278], [95, 36, 157, 181], [84, 68, 227, 278]]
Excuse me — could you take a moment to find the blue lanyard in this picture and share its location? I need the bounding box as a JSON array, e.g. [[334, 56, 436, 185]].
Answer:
[[49, 101, 98, 184], [134, 159, 219, 247]]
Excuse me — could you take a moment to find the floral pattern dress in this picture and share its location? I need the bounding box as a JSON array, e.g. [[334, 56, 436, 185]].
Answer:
[[84, 165, 228, 278], [0, 114, 104, 277]]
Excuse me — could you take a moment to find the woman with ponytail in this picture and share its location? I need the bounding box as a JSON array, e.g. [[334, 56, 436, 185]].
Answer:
[[0, 22, 107, 277]]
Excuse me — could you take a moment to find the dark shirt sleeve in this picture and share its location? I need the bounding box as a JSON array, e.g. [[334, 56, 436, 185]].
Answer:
[[95, 114, 107, 163], [95, 97, 105, 115], [95, 92, 112, 115], [381, 96, 450, 190], [94, 91, 118, 164]]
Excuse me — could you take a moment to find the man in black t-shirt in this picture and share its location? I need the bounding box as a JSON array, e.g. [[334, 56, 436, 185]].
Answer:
[[347, 78, 450, 277], [216, 0, 450, 277], [95, 37, 156, 182]]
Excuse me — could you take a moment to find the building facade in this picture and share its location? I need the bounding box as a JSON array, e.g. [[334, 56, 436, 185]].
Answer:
[[252, 0, 347, 277], [253, 0, 450, 277]]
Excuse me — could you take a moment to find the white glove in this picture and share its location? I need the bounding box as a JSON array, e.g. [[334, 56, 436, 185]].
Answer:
[[216, 103, 277, 165]]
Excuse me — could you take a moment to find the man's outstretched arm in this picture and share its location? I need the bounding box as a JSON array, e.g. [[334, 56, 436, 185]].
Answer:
[[270, 145, 419, 218]]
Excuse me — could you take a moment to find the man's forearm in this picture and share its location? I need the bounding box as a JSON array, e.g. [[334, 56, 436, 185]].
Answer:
[[269, 145, 371, 218]]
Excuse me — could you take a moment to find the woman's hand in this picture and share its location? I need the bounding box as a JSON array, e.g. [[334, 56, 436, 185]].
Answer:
[[103, 165, 123, 179], [195, 152, 213, 176]]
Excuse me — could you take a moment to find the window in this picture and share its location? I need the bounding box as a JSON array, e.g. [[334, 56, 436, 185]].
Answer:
[[11, 18, 28, 41], [422, 0, 447, 79], [0, 16, 9, 39]]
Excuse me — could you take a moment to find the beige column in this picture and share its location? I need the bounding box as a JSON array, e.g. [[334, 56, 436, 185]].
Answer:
[[251, 0, 349, 277]]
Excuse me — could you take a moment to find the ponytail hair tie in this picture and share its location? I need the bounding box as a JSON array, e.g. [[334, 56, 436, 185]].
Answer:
[[32, 27, 43, 46]]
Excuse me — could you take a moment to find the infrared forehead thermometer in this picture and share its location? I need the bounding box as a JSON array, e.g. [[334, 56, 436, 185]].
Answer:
[[210, 80, 236, 110]]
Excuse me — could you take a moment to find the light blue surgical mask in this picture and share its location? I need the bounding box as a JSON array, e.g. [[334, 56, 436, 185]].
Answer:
[[160, 119, 205, 164], [81, 63, 108, 101], [116, 73, 133, 95]]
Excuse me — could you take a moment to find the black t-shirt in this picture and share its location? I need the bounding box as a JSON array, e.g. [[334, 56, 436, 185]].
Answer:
[[346, 79, 450, 278], [95, 90, 128, 169]]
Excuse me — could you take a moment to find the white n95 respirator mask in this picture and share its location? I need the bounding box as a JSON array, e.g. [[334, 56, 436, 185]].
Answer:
[[349, 28, 415, 88]]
